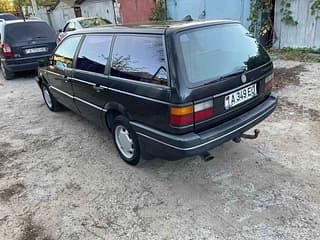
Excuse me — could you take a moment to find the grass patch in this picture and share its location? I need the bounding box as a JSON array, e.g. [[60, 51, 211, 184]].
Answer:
[[269, 48, 320, 62]]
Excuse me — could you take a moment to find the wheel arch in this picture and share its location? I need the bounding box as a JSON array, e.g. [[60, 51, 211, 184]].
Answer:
[[37, 72, 49, 88], [104, 101, 133, 130]]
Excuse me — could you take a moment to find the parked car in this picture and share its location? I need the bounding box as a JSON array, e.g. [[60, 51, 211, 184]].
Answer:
[[0, 19, 56, 80], [56, 17, 112, 44], [0, 13, 18, 21], [36, 20, 278, 165]]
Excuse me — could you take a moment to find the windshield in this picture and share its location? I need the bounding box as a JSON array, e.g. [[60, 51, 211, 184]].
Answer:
[[178, 23, 270, 87], [79, 18, 111, 28], [5, 22, 55, 43]]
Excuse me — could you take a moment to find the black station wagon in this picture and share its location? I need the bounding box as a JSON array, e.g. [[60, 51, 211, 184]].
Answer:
[[36, 20, 278, 165]]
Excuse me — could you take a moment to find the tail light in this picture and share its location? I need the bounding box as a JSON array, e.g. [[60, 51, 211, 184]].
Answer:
[[194, 100, 214, 122], [171, 105, 194, 126], [265, 72, 274, 91], [170, 100, 214, 126], [1, 43, 13, 57]]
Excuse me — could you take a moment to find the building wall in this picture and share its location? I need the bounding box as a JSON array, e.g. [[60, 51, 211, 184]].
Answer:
[[120, 0, 156, 24], [274, 0, 320, 48], [167, 0, 251, 28], [80, 0, 115, 23], [52, 2, 76, 31], [37, 7, 50, 25]]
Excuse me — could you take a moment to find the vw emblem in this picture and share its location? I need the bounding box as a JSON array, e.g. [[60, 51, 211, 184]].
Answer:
[[241, 74, 247, 84]]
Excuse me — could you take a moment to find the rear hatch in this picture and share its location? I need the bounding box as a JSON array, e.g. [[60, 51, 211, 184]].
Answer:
[[4, 21, 56, 59], [175, 23, 273, 132]]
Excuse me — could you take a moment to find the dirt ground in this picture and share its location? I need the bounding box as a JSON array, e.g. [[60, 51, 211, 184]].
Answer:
[[0, 59, 319, 240]]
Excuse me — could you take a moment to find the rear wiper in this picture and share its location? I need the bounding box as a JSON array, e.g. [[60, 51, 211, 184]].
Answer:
[[202, 68, 247, 86], [219, 68, 246, 80]]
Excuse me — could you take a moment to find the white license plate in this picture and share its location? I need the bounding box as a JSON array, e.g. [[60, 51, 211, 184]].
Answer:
[[25, 47, 47, 54], [225, 84, 257, 110]]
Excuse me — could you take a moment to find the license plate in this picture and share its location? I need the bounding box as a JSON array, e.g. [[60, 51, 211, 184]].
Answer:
[[25, 47, 47, 54], [225, 84, 257, 110]]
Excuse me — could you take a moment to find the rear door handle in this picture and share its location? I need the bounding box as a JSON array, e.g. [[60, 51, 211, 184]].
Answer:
[[93, 85, 104, 92], [64, 76, 71, 83]]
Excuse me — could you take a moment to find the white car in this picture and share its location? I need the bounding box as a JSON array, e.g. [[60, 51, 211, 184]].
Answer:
[[56, 17, 112, 44]]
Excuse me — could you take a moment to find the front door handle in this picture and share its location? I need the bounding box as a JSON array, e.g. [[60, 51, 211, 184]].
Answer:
[[93, 85, 104, 92]]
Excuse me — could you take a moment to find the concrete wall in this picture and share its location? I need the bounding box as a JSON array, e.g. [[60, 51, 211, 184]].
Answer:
[[31, 3, 75, 32], [52, 2, 76, 31], [80, 0, 115, 23], [274, 0, 320, 48], [120, 0, 156, 24]]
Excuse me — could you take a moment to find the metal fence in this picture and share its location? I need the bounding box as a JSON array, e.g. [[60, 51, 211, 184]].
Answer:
[[274, 0, 320, 49]]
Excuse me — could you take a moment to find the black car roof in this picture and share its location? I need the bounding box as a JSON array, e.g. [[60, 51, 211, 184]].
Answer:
[[73, 19, 240, 35]]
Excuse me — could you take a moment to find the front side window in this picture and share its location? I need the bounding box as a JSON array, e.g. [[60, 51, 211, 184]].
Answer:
[[53, 35, 81, 69], [76, 35, 112, 74], [111, 35, 168, 85]]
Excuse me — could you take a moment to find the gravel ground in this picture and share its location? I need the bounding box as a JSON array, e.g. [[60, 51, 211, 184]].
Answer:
[[0, 60, 319, 240]]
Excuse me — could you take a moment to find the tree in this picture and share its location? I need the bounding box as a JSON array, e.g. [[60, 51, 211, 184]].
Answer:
[[13, 0, 29, 19], [11, 0, 56, 19], [150, 0, 168, 21], [0, 0, 16, 12]]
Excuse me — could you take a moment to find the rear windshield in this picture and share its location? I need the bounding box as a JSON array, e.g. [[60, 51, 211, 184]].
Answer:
[[178, 23, 270, 87], [79, 18, 111, 28], [5, 22, 55, 43]]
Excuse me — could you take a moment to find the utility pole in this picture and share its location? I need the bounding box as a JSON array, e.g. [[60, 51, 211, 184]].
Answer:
[[16, 0, 26, 21], [30, 0, 39, 18]]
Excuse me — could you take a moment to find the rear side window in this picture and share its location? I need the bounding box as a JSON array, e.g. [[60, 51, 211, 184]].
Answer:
[[76, 35, 112, 74], [111, 35, 168, 86], [53, 35, 81, 69], [65, 22, 76, 32], [4, 22, 55, 43]]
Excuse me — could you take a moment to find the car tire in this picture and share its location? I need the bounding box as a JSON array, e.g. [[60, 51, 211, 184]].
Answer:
[[41, 83, 62, 112], [112, 115, 141, 166], [1, 63, 14, 80]]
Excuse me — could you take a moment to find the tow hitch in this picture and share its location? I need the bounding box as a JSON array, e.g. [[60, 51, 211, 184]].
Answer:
[[200, 152, 215, 162], [242, 129, 260, 139], [233, 129, 260, 143]]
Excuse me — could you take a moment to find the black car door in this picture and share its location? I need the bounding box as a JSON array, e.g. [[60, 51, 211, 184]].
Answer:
[[47, 35, 82, 112], [72, 34, 113, 126]]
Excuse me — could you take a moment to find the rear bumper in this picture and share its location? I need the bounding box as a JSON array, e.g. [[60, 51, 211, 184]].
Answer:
[[131, 92, 278, 160], [1, 55, 51, 72]]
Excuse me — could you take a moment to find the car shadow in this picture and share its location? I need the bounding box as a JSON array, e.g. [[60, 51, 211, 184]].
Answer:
[[13, 70, 38, 80]]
